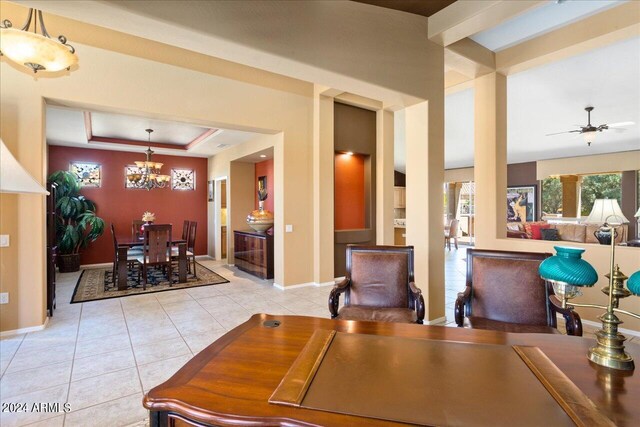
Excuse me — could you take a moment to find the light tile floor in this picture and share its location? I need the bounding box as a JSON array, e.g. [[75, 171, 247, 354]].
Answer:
[[0, 249, 621, 426]]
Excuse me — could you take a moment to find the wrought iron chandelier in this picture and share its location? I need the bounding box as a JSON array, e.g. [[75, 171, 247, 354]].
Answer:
[[0, 8, 78, 73], [126, 129, 171, 190]]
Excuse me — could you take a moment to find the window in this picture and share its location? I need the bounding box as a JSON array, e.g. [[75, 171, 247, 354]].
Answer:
[[580, 173, 621, 216], [541, 176, 562, 216]]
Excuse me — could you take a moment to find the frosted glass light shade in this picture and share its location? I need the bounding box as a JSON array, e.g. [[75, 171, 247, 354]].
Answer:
[[582, 130, 597, 145], [0, 138, 48, 194], [0, 28, 77, 72], [586, 199, 629, 225]]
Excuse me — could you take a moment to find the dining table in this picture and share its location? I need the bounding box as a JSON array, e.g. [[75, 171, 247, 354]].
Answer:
[[116, 234, 188, 291]]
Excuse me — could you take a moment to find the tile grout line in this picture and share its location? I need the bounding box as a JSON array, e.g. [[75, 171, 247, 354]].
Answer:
[[153, 293, 195, 357], [62, 301, 83, 427], [120, 298, 146, 397], [0, 332, 27, 379]]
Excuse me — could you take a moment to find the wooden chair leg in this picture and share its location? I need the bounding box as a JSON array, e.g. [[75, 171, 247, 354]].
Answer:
[[191, 255, 197, 279], [142, 264, 147, 290], [168, 262, 173, 286], [454, 236, 458, 249]]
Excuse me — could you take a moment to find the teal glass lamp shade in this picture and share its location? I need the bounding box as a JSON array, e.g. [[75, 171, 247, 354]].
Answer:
[[628, 271, 640, 296], [539, 246, 598, 287]]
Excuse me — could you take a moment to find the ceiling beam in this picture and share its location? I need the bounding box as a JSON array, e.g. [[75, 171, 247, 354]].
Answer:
[[428, 0, 546, 46], [496, 1, 640, 75], [445, 37, 495, 80], [444, 70, 472, 90]]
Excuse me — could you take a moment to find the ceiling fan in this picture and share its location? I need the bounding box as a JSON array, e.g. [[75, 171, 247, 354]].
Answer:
[[546, 106, 635, 146]]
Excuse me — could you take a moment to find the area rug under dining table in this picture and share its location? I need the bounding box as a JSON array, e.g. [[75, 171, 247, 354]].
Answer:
[[71, 262, 229, 303]]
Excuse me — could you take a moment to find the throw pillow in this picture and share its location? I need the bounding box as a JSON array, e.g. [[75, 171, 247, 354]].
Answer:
[[507, 223, 521, 231], [540, 228, 559, 241], [530, 223, 551, 240]]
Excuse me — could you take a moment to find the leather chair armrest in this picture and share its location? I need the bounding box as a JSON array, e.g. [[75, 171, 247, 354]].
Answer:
[[328, 278, 350, 318], [507, 230, 529, 239], [455, 286, 471, 327], [549, 295, 583, 336], [409, 282, 425, 324]]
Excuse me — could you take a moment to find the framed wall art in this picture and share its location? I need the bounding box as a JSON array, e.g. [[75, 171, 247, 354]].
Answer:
[[507, 185, 537, 222], [70, 162, 101, 187], [172, 169, 195, 191], [208, 180, 214, 202]]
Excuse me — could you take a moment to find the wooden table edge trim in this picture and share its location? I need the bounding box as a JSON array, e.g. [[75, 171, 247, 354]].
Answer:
[[514, 346, 616, 427], [269, 329, 336, 406]]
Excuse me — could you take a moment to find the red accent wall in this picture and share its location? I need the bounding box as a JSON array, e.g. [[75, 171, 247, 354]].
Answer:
[[334, 153, 365, 230], [48, 146, 208, 265], [255, 159, 274, 212]]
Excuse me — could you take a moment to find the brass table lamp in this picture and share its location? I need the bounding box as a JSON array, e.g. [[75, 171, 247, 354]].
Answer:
[[539, 221, 639, 371]]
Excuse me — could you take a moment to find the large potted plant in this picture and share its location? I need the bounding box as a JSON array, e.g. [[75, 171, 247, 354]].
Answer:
[[48, 171, 105, 272]]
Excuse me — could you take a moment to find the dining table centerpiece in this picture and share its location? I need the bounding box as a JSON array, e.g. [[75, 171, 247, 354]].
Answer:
[[247, 188, 274, 232]]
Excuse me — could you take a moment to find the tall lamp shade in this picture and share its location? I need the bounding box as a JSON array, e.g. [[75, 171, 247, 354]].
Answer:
[[585, 199, 629, 225], [0, 138, 49, 194]]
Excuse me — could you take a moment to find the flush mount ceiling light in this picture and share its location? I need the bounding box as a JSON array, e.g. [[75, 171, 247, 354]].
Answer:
[[0, 8, 77, 73]]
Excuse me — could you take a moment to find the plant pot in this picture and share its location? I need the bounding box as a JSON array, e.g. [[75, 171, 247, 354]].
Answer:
[[58, 254, 81, 272]]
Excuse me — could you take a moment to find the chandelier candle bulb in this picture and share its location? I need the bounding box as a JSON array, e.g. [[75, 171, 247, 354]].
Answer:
[[126, 129, 171, 190]]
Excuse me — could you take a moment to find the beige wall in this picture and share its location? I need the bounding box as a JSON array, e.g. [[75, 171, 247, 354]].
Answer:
[[0, 88, 47, 332], [445, 167, 474, 183], [0, 42, 312, 331], [536, 151, 640, 180], [228, 162, 257, 265]]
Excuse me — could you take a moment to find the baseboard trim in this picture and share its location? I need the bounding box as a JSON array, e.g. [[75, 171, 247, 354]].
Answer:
[[427, 316, 447, 326], [580, 319, 640, 338], [1, 317, 49, 337]]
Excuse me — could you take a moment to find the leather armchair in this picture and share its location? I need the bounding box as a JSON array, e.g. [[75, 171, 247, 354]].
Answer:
[[454, 249, 582, 335], [329, 245, 425, 324]]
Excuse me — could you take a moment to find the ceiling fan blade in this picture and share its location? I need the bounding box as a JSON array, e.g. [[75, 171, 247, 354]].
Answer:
[[545, 130, 581, 136], [608, 127, 628, 133], [606, 121, 635, 128]]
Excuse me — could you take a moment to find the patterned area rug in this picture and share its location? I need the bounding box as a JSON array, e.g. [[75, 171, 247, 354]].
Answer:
[[71, 262, 229, 303]]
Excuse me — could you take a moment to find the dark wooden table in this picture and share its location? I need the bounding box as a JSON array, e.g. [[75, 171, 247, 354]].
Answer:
[[143, 314, 640, 426], [116, 235, 187, 291]]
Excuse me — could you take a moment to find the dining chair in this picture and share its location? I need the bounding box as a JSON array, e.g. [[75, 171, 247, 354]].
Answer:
[[187, 221, 197, 277], [110, 223, 141, 289], [181, 220, 190, 242], [135, 224, 173, 290], [444, 218, 459, 250]]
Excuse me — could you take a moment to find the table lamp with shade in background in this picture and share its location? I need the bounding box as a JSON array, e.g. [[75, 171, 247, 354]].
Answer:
[[0, 138, 49, 194], [585, 198, 629, 245]]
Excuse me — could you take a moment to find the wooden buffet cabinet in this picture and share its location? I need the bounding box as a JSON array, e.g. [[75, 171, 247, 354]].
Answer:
[[233, 230, 273, 279]]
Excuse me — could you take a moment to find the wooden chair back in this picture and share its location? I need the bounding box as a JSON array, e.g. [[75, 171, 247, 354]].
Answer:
[[188, 221, 197, 252], [465, 249, 553, 326], [132, 220, 145, 238], [110, 223, 119, 258], [144, 224, 172, 264], [181, 220, 190, 241], [344, 245, 415, 309]]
